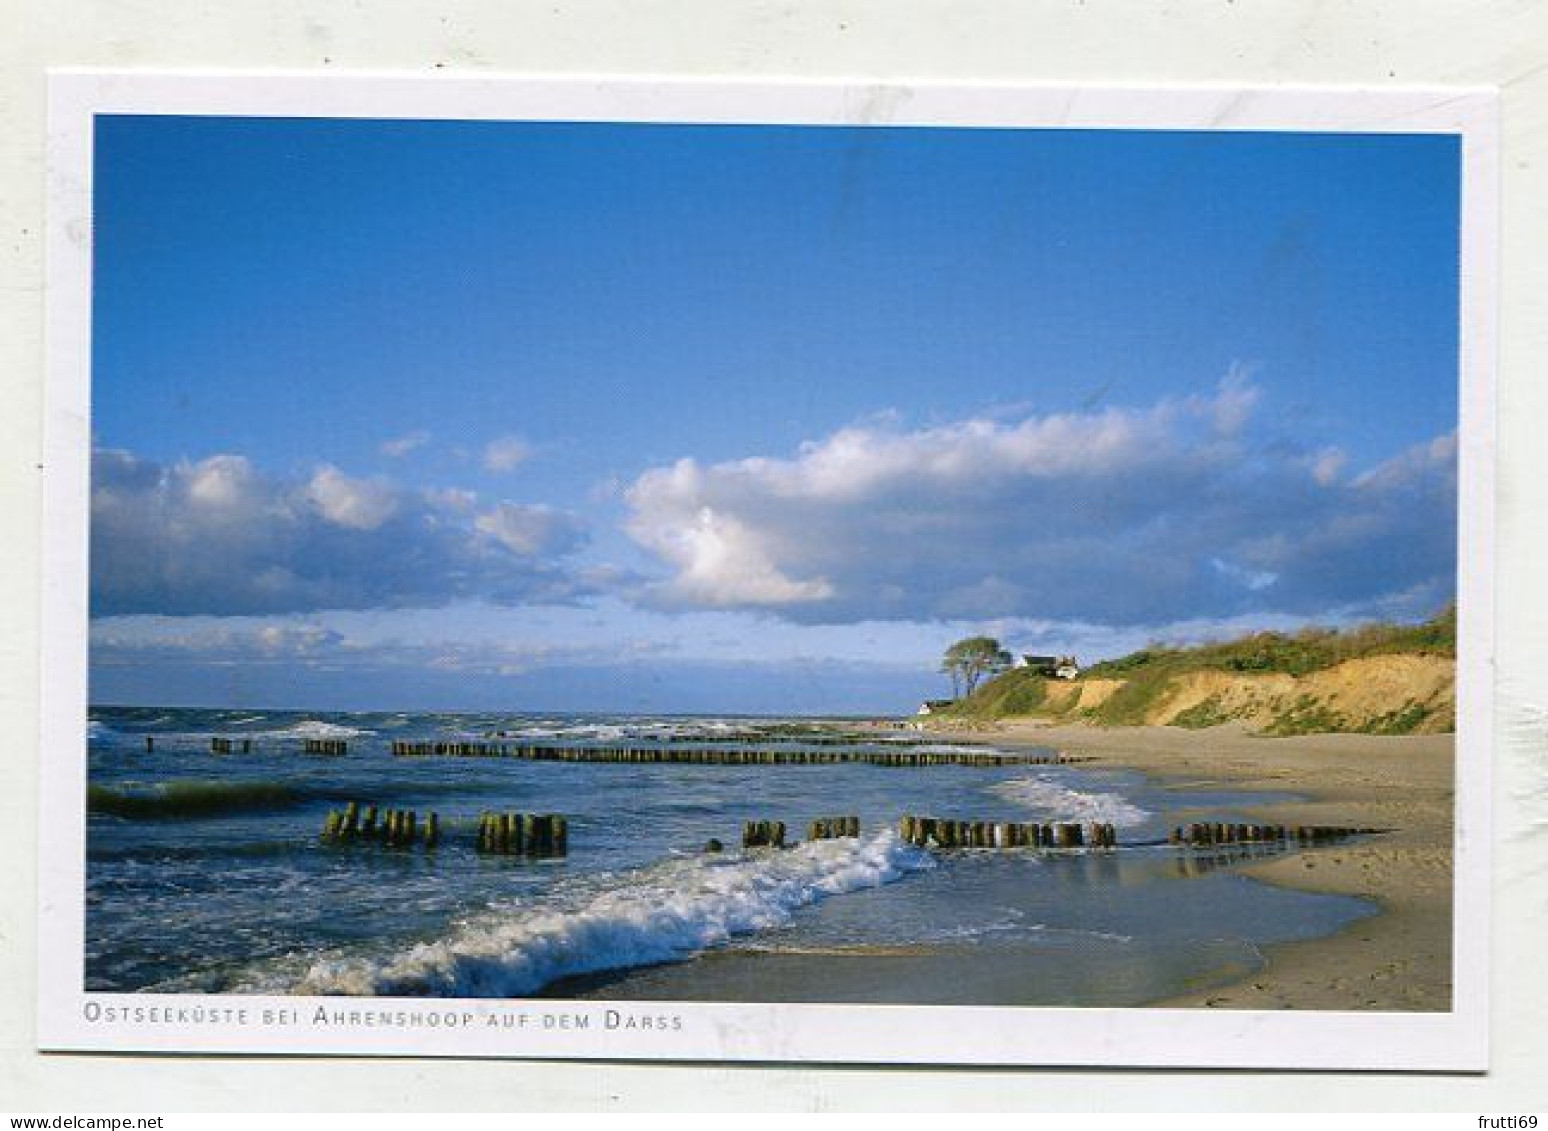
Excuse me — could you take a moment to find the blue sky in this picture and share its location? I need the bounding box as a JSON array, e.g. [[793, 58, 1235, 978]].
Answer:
[[88, 116, 1460, 713]]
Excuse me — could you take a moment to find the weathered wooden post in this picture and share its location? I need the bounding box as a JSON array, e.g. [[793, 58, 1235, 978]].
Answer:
[[424, 812, 440, 849], [145, 737, 155, 752]]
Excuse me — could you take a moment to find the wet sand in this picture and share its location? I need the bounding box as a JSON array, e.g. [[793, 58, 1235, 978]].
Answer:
[[937, 720, 1455, 1010]]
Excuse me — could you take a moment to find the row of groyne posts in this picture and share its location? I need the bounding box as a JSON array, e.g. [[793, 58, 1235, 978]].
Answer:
[[731, 815, 863, 849], [745, 817, 1115, 850], [317, 800, 1378, 857], [389, 741, 1084, 767], [149, 736, 1092, 767], [318, 801, 568, 856], [141, 736, 346, 755], [751, 816, 1373, 851], [322, 801, 438, 848], [1170, 822, 1380, 846], [899, 816, 1119, 849]]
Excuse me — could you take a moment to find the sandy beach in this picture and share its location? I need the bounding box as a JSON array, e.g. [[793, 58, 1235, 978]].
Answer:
[[933, 720, 1455, 1010]]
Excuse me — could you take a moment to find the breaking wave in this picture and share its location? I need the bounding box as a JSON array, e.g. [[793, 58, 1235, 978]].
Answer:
[[276, 720, 370, 740], [991, 775, 1149, 827], [251, 831, 932, 997], [89, 779, 306, 819]]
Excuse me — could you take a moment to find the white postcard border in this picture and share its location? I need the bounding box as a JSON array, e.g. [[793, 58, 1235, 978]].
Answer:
[[39, 71, 1497, 1070]]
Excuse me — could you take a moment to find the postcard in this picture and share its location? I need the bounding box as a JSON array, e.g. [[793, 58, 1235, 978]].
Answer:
[[38, 73, 1496, 1069]]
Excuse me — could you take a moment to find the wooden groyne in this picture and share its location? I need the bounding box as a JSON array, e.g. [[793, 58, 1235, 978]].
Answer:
[[1169, 823, 1378, 847], [304, 738, 348, 756], [480, 729, 932, 748], [321, 801, 437, 848], [742, 820, 787, 848], [319, 803, 567, 855], [807, 816, 860, 840], [899, 815, 1118, 850], [477, 812, 568, 857], [390, 740, 1081, 768]]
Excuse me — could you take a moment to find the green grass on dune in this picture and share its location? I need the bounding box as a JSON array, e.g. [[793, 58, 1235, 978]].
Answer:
[[938, 668, 1048, 720], [932, 606, 1455, 732], [1083, 605, 1455, 682]]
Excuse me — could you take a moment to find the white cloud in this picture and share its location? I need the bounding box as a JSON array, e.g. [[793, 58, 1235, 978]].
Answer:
[[424, 487, 478, 512], [185, 454, 259, 509], [306, 465, 399, 531], [1353, 431, 1458, 491], [1199, 363, 1261, 436], [91, 448, 593, 616], [623, 374, 1456, 627], [380, 430, 431, 458], [1309, 447, 1348, 486], [475, 502, 586, 557], [632, 504, 834, 607], [483, 435, 534, 473]]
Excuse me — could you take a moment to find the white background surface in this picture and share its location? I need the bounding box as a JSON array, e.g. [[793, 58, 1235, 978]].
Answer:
[[3, 0, 1546, 1112]]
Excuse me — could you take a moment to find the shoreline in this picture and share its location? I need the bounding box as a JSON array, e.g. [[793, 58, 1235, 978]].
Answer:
[[923, 719, 1455, 1010]]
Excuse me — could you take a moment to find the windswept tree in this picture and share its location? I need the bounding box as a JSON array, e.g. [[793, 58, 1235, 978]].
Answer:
[[940, 636, 1013, 698]]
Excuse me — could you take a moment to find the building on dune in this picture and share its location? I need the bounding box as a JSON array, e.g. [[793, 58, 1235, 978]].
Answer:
[[1016, 654, 1082, 680]]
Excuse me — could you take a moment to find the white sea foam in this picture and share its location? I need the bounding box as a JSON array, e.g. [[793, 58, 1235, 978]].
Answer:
[[502, 719, 757, 742], [267, 831, 932, 998], [992, 775, 1149, 827], [279, 719, 370, 739], [1027, 924, 1135, 944], [153, 717, 372, 742]]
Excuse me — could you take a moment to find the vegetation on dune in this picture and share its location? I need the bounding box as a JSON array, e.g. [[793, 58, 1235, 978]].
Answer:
[[1083, 605, 1455, 682], [936, 666, 1049, 720], [930, 606, 1456, 735]]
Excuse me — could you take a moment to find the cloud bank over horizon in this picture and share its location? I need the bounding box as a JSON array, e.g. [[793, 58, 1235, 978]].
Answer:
[[87, 373, 1458, 711], [91, 374, 1457, 633], [90, 449, 595, 616], [622, 375, 1457, 629]]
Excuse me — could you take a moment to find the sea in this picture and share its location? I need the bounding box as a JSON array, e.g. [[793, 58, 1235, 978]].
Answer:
[[85, 705, 1376, 1006]]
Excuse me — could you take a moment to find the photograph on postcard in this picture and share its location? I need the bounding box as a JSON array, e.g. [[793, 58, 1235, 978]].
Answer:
[[40, 77, 1492, 1066]]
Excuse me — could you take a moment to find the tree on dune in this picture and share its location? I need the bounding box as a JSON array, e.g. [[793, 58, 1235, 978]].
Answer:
[[940, 636, 1013, 698]]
